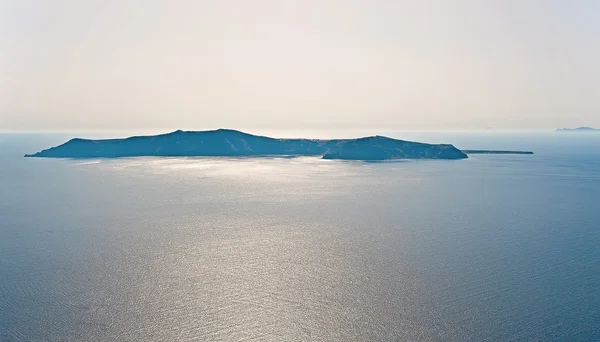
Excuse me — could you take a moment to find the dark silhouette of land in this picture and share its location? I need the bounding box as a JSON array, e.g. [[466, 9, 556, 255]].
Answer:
[[556, 127, 599, 132], [24, 129, 534, 160], [462, 150, 534, 155], [25, 129, 470, 160]]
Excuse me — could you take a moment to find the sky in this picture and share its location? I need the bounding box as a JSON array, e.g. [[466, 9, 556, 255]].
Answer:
[[1, 0, 599, 132]]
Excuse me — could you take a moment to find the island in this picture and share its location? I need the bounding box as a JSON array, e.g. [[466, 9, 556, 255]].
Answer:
[[25, 129, 470, 161], [24, 129, 534, 161], [556, 127, 599, 132]]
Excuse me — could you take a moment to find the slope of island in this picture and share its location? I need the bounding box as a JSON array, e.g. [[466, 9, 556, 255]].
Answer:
[[25, 129, 470, 161]]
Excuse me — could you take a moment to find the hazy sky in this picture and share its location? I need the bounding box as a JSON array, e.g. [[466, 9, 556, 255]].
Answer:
[[1, 0, 599, 132]]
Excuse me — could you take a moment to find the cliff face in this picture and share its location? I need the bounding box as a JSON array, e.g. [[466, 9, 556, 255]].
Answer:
[[25, 129, 468, 161]]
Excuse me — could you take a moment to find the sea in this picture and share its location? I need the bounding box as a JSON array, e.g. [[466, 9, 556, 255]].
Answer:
[[1, 131, 599, 341]]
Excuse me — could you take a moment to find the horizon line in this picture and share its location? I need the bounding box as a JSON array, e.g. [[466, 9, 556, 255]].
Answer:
[[0, 127, 576, 135]]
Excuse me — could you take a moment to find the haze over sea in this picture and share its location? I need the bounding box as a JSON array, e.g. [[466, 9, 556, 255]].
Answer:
[[1, 131, 599, 341]]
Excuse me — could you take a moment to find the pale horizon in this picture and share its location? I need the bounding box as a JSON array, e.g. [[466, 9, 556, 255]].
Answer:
[[2, 0, 599, 132]]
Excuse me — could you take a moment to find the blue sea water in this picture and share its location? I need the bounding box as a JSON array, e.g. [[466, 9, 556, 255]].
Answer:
[[1, 132, 599, 341]]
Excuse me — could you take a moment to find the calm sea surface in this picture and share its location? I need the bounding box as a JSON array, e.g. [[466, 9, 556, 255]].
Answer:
[[1, 132, 599, 341]]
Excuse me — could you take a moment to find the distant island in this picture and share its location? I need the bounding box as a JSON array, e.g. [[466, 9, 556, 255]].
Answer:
[[556, 127, 599, 132], [24, 129, 533, 161]]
